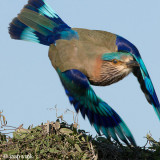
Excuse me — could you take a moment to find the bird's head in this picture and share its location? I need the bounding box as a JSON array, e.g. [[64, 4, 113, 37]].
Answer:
[[100, 52, 139, 85], [107, 53, 139, 68]]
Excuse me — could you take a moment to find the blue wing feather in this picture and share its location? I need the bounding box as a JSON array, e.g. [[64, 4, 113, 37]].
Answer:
[[57, 69, 137, 146], [116, 35, 160, 120]]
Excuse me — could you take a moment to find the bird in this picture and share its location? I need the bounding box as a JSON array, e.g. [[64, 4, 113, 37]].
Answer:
[[9, 0, 160, 147]]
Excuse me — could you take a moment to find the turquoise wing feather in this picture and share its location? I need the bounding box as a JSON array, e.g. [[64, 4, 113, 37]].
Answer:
[[57, 68, 137, 146], [116, 35, 160, 120]]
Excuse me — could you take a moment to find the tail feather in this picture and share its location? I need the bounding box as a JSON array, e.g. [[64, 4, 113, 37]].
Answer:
[[27, 0, 59, 20], [19, 9, 56, 32], [17, 9, 53, 36], [9, 0, 78, 45], [9, 17, 51, 45]]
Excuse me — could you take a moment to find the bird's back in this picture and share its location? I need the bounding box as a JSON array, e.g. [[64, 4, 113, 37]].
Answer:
[[49, 28, 118, 82]]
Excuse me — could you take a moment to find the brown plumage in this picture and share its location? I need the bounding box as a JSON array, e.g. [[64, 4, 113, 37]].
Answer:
[[49, 29, 138, 86]]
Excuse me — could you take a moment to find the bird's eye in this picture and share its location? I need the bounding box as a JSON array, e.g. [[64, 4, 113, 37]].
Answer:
[[112, 59, 118, 64]]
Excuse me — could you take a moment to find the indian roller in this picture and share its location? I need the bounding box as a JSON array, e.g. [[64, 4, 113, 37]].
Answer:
[[9, 0, 160, 146]]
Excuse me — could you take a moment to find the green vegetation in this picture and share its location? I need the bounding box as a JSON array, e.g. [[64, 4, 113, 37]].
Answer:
[[0, 119, 160, 160]]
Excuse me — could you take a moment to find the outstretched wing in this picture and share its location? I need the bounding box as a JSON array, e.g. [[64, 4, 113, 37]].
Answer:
[[132, 59, 160, 120], [57, 68, 137, 146], [116, 35, 160, 120]]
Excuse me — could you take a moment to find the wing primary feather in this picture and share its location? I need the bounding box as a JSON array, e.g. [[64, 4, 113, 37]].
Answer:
[[116, 35, 160, 121], [58, 69, 137, 146]]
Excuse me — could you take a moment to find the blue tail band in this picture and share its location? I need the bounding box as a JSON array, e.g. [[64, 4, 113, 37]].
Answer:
[[9, 0, 78, 45]]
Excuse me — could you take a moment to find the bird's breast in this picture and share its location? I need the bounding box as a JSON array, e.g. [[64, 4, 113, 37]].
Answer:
[[49, 39, 110, 76]]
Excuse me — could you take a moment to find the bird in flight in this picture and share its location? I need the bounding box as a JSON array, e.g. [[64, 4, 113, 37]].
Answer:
[[9, 0, 160, 146]]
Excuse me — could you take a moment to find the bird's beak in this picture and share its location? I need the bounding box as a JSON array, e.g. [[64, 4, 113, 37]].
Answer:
[[126, 60, 139, 68]]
